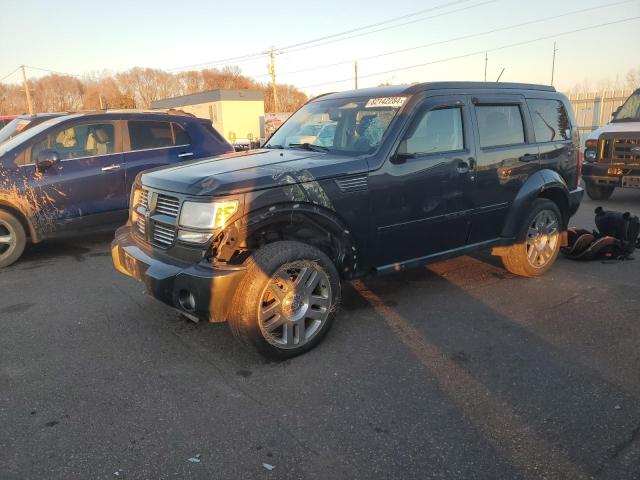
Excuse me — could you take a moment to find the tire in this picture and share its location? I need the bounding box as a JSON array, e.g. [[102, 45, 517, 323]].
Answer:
[[500, 199, 562, 278], [227, 241, 341, 359], [0, 210, 27, 268], [585, 183, 614, 201]]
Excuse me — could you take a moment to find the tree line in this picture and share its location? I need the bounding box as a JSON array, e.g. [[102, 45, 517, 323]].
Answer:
[[0, 66, 308, 115]]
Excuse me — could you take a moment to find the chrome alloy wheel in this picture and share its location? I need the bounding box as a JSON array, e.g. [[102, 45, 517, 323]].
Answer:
[[258, 263, 332, 349], [0, 218, 16, 258], [525, 209, 559, 268]]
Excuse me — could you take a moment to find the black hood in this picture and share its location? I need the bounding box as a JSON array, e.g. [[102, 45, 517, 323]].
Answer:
[[140, 148, 369, 196]]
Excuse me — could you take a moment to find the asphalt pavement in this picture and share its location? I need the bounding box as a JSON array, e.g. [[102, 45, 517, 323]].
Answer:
[[1, 189, 640, 480]]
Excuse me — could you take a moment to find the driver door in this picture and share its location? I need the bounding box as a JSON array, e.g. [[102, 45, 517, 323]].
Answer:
[[370, 95, 477, 267], [22, 119, 126, 230]]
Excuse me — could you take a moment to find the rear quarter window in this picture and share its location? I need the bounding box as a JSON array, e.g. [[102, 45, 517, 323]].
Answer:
[[128, 121, 174, 150], [528, 99, 571, 142]]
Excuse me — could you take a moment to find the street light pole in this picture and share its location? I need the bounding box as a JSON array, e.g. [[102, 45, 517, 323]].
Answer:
[[551, 41, 558, 86], [354, 61, 358, 89]]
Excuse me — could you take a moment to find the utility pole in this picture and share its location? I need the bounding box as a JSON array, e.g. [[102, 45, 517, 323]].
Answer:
[[484, 52, 488, 82], [99, 94, 105, 110], [354, 61, 359, 89], [551, 41, 558, 86], [20, 65, 33, 115], [268, 47, 278, 113]]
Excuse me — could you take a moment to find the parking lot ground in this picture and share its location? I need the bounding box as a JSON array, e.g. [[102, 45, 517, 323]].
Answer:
[[1, 189, 640, 480]]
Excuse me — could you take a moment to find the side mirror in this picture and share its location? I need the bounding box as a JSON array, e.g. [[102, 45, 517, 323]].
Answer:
[[391, 140, 414, 164], [36, 149, 60, 170]]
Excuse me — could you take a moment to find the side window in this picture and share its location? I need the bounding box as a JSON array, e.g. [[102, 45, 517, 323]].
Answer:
[[30, 123, 115, 162], [528, 99, 571, 142], [405, 107, 464, 156], [476, 105, 525, 148], [128, 121, 173, 150], [172, 123, 191, 145]]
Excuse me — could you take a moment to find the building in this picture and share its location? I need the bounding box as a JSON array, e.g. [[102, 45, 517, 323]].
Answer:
[[151, 89, 264, 144]]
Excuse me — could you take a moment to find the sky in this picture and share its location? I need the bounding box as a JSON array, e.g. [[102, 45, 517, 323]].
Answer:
[[1, 0, 639, 96]]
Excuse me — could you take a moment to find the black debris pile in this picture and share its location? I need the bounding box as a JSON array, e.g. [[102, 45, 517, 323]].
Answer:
[[562, 207, 640, 260]]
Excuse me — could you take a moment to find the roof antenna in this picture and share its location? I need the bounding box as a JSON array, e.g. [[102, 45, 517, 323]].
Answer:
[[496, 68, 505, 82]]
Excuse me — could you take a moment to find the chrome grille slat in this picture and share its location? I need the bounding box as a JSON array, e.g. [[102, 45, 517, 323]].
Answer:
[[152, 223, 176, 247], [155, 194, 180, 217]]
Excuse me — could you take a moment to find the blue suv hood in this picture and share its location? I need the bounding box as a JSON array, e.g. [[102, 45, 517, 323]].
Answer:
[[140, 149, 369, 196]]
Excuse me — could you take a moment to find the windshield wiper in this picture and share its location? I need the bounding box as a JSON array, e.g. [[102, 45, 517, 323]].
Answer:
[[264, 144, 284, 149], [288, 143, 330, 152]]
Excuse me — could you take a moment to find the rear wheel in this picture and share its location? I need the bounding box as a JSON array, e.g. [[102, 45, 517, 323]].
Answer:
[[0, 210, 26, 268], [227, 241, 340, 359], [585, 183, 614, 201], [500, 199, 562, 277]]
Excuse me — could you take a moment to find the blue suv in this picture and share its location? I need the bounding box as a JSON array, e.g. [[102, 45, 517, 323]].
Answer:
[[0, 110, 233, 267]]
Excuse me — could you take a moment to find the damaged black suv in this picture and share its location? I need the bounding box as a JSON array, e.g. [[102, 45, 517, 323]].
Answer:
[[112, 82, 583, 358]]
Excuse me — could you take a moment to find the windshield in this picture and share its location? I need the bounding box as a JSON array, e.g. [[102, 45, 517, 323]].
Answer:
[[265, 95, 407, 155], [0, 118, 34, 145], [0, 114, 78, 156], [613, 91, 640, 122]]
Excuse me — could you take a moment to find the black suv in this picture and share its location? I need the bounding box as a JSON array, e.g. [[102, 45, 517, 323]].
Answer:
[[112, 82, 583, 358]]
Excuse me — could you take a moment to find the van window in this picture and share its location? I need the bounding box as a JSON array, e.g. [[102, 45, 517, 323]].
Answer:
[[128, 121, 174, 150], [30, 122, 115, 162], [405, 107, 464, 156], [476, 105, 525, 148], [529, 99, 571, 142]]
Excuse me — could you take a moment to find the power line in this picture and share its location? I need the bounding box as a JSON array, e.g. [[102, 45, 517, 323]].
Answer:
[[271, 0, 633, 79], [26, 65, 87, 78], [164, 0, 492, 72], [279, 0, 499, 56], [299, 16, 640, 89], [0, 66, 21, 83], [277, 0, 476, 52]]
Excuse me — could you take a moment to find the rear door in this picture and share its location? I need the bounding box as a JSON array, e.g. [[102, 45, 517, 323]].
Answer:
[[467, 95, 539, 243], [21, 119, 126, 226], [123, 120, 194, 193]]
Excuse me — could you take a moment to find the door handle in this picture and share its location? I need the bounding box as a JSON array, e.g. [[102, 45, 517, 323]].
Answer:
[[178, 152, 194, 158], [519, 153, 538, 163], [101, 164, 121, 172]]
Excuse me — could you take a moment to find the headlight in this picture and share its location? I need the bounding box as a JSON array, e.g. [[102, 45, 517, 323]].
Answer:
[[584, 150, 596, 161], [179, 200, 239, 229]]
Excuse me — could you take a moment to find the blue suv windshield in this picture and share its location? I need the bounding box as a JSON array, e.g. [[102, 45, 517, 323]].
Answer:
[[266, 95, 407, 156]]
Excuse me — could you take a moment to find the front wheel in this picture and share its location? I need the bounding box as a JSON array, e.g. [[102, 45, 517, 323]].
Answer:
[[227, 241, 341, 359], [585, 183, 614, 201], [500, 199, 562, 277], [0, 210, 26, 268]]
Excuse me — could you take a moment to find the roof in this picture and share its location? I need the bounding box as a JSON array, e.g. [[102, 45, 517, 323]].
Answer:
[[313, 82, 556, 101], [150, 89, 264, 109]]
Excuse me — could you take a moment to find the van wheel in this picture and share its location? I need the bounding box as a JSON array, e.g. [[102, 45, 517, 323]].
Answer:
[[227, 241, 340, 359], [501, 199, 562, 278], [585, 183, 614, 201], [0, 211, 26, 268]]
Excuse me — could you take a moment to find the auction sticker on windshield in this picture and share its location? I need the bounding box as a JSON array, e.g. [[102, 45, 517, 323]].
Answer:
[[365, 97, 406, 108]]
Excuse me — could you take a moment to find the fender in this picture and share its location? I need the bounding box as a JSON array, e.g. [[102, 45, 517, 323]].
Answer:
[[501, 169, 570, 241], [211, 202, 360, 278], [0, 198, 41, 243]]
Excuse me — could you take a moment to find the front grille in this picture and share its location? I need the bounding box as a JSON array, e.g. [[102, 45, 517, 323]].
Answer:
[[601, 137, 640, 164], [156, 194, 180, 217], [140, 189, 148, 209], [152, 222, 176, 247], [136, 215, 146, 236]]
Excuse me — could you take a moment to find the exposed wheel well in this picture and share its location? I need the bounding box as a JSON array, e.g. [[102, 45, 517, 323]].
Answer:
[[212, 208, 358, 278]]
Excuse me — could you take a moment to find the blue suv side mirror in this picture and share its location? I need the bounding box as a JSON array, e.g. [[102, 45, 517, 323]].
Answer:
[[36, 149, 60, 170]]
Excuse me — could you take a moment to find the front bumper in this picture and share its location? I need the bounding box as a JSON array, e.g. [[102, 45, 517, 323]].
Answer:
[[582, 163, 640, 188], [111, 226, 245, 322], [568, 186, 584, 218]]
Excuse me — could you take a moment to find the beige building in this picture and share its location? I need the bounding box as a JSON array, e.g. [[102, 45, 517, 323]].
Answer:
[[151, 89, 264, 143]]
